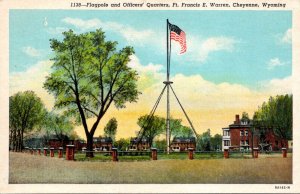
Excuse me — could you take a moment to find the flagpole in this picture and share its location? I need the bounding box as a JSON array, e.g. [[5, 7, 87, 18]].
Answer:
[[165, 19, 173, 154]]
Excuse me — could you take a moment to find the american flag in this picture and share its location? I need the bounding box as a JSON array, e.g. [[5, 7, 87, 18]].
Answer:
[[169, 23, 187, 54]]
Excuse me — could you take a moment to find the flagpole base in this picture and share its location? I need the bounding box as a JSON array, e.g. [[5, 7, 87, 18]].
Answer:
[[163, 81, 173, 85]]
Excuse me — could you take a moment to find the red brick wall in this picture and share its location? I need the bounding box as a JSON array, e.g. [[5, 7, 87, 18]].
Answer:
[[230, 128, 240, 147], [265, 129, 288, 150], [229, 126, 288, 150]]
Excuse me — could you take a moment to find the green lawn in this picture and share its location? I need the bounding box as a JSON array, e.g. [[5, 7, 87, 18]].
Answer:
[[9, 152, 292, 184]]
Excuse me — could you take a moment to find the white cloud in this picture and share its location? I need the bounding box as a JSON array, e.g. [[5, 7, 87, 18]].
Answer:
[[264, 76, 292, 95], [198, 37, 236, 62], [22, 46, 42, 57], [62, 17, 100, 30], [62, 17, 158, 46], [267, 58, 286, 70], [180, 36, 237, 63], [281, 28, 292, 44], [46, 27, 69, 35], [10, 60, 54, 110], [128, 55, 164, 91]]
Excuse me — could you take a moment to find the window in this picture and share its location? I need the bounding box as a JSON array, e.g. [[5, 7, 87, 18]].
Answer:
[[245, 130, 248, 136], [240, 130, 244, 136], [223, 130, 230, 136], [224, 140, 230, 146], [240, 140, 244, 145], [245, 140, 249, 145]]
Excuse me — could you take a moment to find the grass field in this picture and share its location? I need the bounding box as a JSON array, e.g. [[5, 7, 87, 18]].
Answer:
[[9, 152, 292, 184]]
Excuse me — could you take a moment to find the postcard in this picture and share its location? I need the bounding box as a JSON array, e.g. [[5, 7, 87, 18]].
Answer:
[[0, 0, 300, 193]]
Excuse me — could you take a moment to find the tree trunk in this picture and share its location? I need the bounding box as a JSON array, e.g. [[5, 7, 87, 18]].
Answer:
[[251, 129, 254, 157], [12, 128, 17, 152], [20, 129, 24, 152], [15, 129, 21, 152], [86, 134, 94, 158]]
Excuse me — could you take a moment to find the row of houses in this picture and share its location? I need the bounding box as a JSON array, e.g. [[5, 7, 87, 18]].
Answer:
[[41, 136, 196, 152], [24, 114, 290, 152], [222, 114, 291, 151], [128, 137, 196, 151]]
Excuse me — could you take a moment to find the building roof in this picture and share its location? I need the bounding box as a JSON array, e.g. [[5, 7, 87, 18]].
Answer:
[[93, 137, 113, 143], [172, 137, 196, 143], [130, 137, 149, 143]]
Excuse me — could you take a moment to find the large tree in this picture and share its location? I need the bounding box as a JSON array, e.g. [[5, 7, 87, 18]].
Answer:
[[137, 115, 165, 147], [44, 29, 140, 157], [197, 129, 211, 151], [253, 94, 292, 147], [103, 117, 118, 141], [113, 138, 130, 151], [137, 115, 195, 149], [210, 134, 222, 151], [9, 91, 46, 152]]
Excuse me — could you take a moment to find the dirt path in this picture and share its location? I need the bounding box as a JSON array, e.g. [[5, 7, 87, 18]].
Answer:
[[9, 152, 292, 184]]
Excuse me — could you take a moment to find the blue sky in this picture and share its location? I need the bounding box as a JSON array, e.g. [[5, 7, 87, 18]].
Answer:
[[10, 10, 291, 88]]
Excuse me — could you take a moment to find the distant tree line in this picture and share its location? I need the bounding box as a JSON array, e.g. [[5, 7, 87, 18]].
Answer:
[[196, 129, 222, 151], [137, 114, 196, 148], [252, 94, 292, 147], [9, 91, 77, 151]]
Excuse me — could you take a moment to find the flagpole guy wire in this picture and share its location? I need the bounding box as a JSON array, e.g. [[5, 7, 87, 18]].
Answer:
[[136, 85, 167, 142], [136, 19, 198, 154]]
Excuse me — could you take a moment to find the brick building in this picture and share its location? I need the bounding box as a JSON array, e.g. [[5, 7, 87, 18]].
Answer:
[[48, 135, 70, 149], [171, 137, 196, 152], [93, 137, 113, 151], [129, 137, 150, 151], [222, 114, 288, 151]]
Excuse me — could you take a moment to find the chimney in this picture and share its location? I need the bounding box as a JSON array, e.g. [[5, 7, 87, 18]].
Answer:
[[235, 114, 240, 124]]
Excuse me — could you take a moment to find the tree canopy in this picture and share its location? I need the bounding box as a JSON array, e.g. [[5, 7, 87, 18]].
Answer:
[[137, 114, 195, 148], [104, 117, 118, 141], [42, 112, 74, 142], [253, 94, 292, 144], [9, 91, 47, 151], [137, 115, 166, 147], [44, 29, 140, 157]]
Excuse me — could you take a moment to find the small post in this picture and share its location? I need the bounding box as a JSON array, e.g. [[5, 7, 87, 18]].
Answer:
[[58, 147, 63, 158], [224, 149, 229, 159], [50, 147, 54, 157], [112, 148, 118, 162], [253, 148, 259, 158], [43, 148, 48, 156], [66, 145, 75, 161], [38, 148, 41, 155], [282, 148, 287, 158], [30, 148, 33, 155], [151, 148, 157, 160], [188, 148, 194, 160]]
